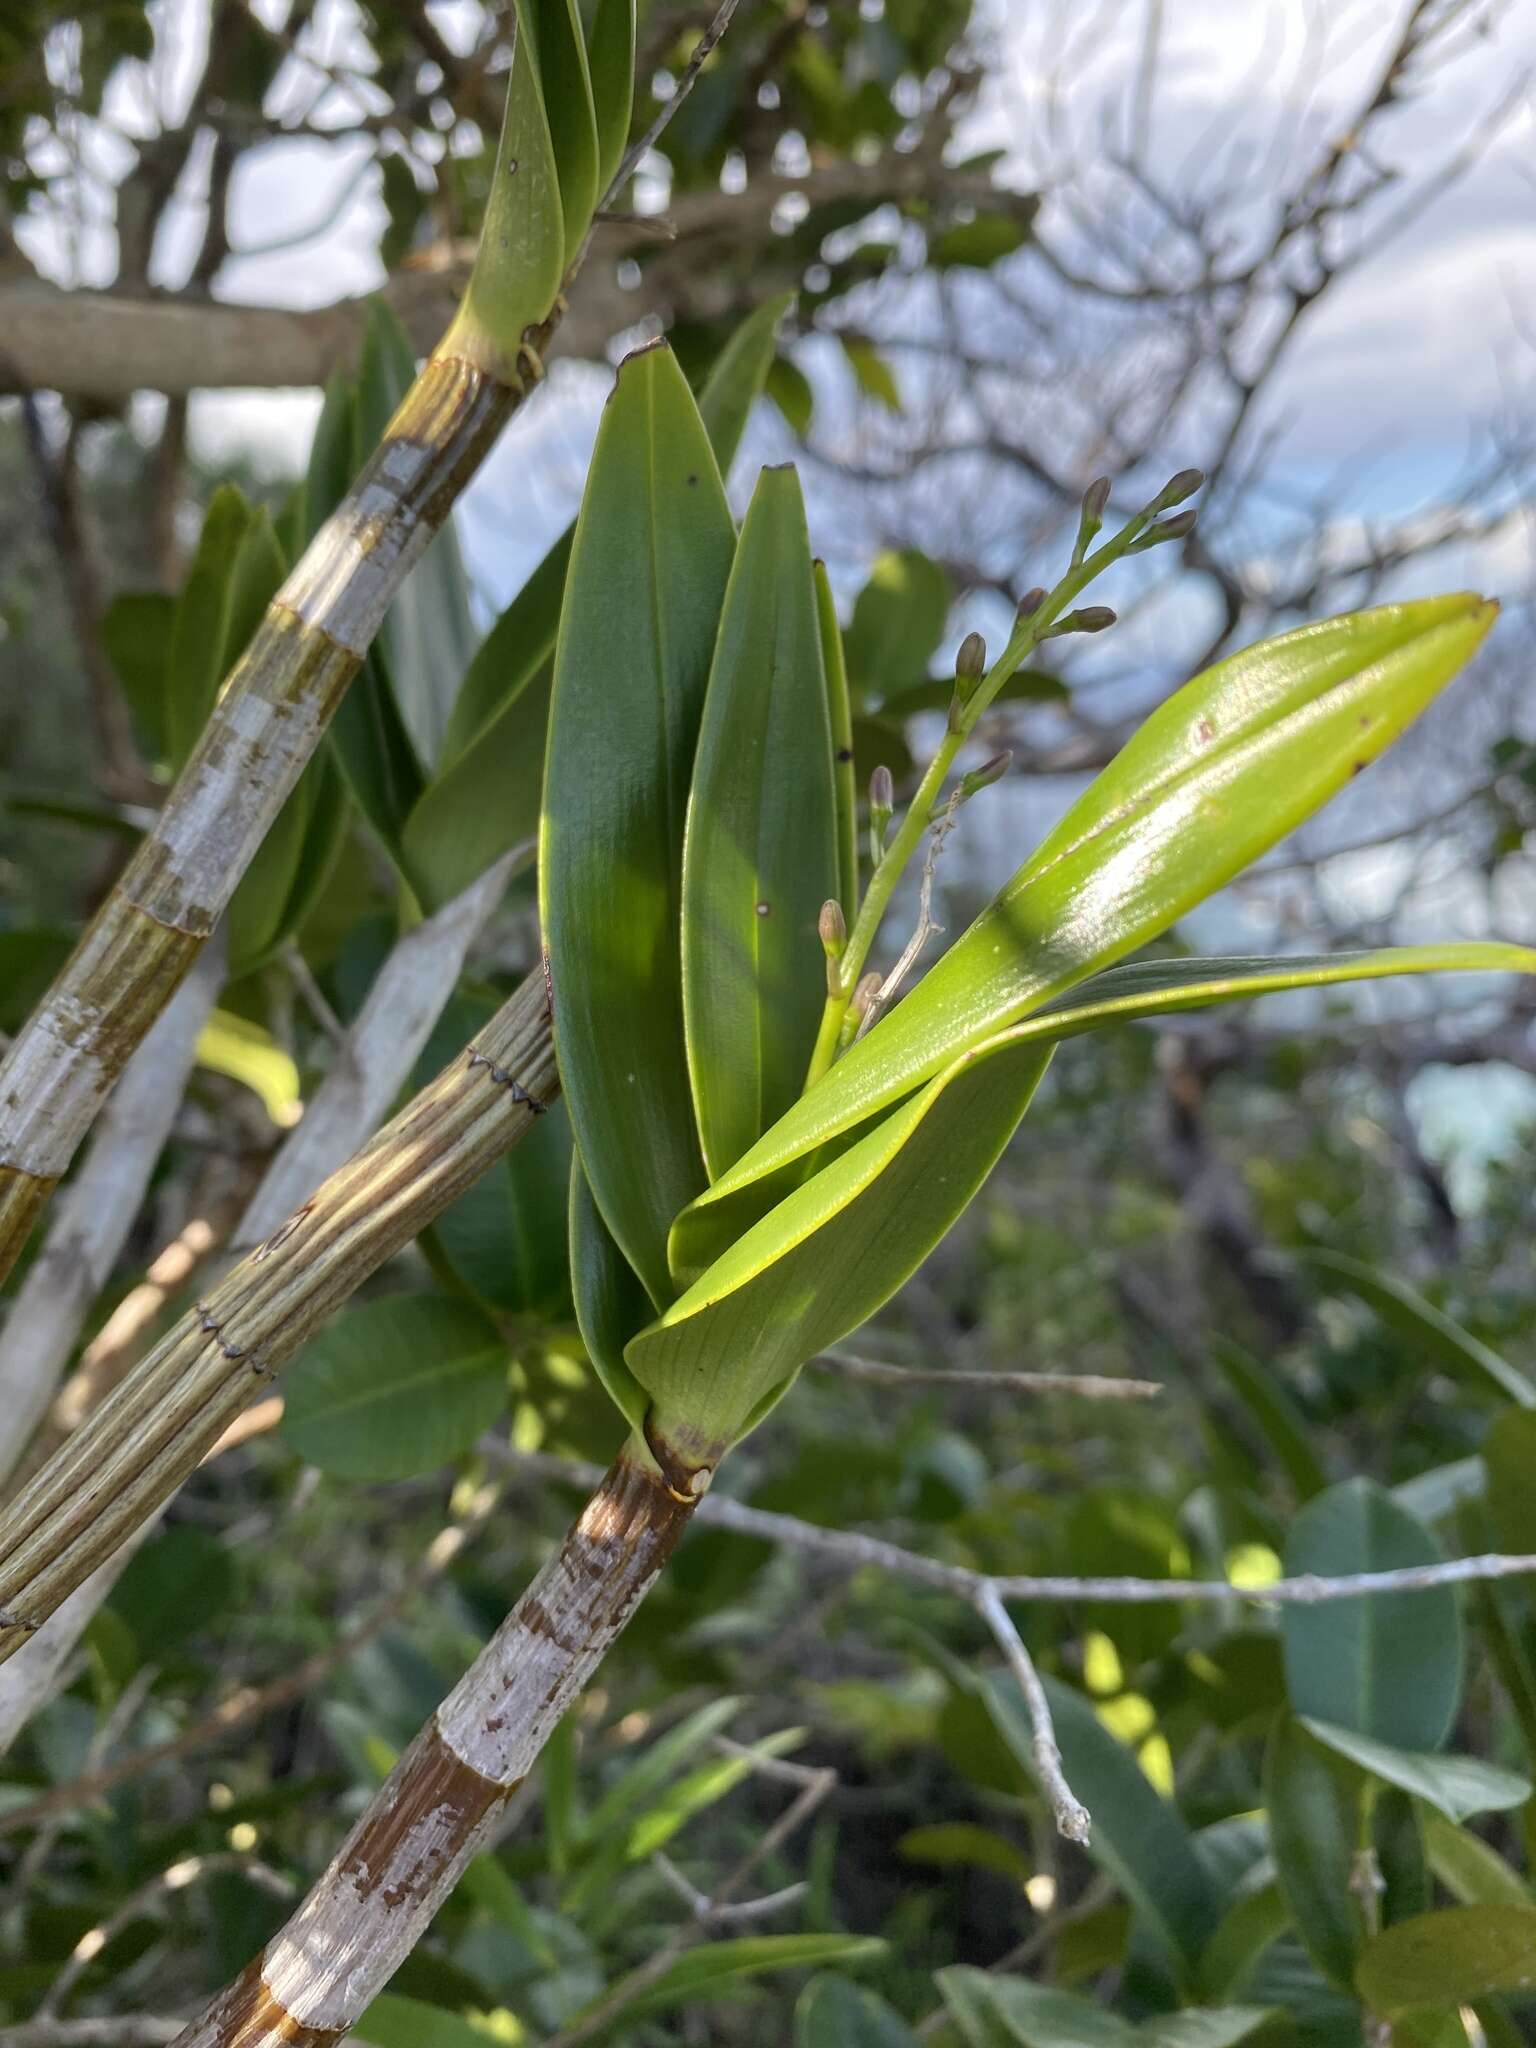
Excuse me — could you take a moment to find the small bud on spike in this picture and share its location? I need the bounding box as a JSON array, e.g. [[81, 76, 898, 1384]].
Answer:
[[1154, 467, 1203, 512], [1127, 508, 1198, 553], [868, 764, 895, 869], [1044, 605, 1116, 638], [958, 749, 1012, 802], [955, 631, 987, 683], [851, 970, 883, 1018], [819, 899, 846, 957], [1073, 475, 1112, 566], [1016, 586, 1048, 621]]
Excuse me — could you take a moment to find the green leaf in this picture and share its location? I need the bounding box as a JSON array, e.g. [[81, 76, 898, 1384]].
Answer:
[[1209, 1337, 1327, 1501], [898, 1821, 1030, 1882], [1298, 1251, 1535, 1408], [632, 1039, 1051, 1459], [606, 1935, 888, 2024], [329, 642, 426, 876], [929, 207, 1036, 268], [1281, 1479, 1463, 1751], [354, 1993, 505, 2048], [110, 1526, 236, 1651], [797, 1975, 922, 2047], [539, 341, 737, 1306], [569, 1151, 653, 1434], [433, 1093, 574, 1319], [936, 1970, 1270, 2048], [1263, 1713, 1361, 1991], [453, 1, 566, 363], [1483, 1409, 1536, 1551], [403, 299, 790, 910], [166, 484, 253, 766], [984, 1673, 1218, 1974], [582, 1695, 746, 1843], [102, 589, 176, 758], [843, 547, 951, 706], [679, 597, 1501, 1229], [1195, 1882, 1291, 2003], [841, 336, 901, 411], [1300, 1720, 1530, 1823], [678, 943, 1534, 1280], [282, 1295, 507, 1479], [766, 354, 814, 435], [1419, 1807, 1533, 1907], [696, 292, 797, 479], [622, 1726, 803, 1861], [682, 464, 839, 1178], [587, 0, 635, 193], [814, 559, 858, 917], [1354, 1906, 1536, 2014], [529, 0, 599, 265]]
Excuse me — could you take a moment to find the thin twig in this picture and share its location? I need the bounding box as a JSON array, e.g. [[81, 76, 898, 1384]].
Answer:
[[814, 1349, 1163, 1402], [974, 1583, 1090, 1844], [609, 0, 745, 198]]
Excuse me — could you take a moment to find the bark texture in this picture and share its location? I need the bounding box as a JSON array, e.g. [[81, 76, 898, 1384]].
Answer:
[[172, 1450, 693, 2048], [0, 339, 540, 1290], [0, 970, 559, 1658]]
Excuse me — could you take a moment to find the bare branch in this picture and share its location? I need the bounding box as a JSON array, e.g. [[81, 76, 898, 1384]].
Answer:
[[813, 1350, 1163, 1402], [974, 1583, 1091, 1845]]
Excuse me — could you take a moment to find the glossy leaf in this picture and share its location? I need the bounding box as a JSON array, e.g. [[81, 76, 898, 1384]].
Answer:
[[682, 464, 839, 1177], [1300, 1250, 1536, 1409], [815, 559, 859, 917], [405, 300, 788, 912], [1354, 1906, 1536, 2014], [540, 342, 736, 1305], [1281, 1479, 1463, 1751], [677, 942, 1535, 1280], [282, 1295, 506, 1480], [1264, 1714, 1361, 1991], [630, 1039, 1052, 1458], [569, 1150, 656, 1437], [587, 0, 635, 193], [1300, 1720, 1530, 1822], [530, 0, 599, 266], [796, 1974, 921, 2048], [678, 598, 1501, 1235], [453, 0, 566, 363], [985, 1672, 1218, 1975]]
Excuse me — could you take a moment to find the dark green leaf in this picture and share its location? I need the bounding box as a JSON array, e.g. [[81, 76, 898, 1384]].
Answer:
[[1300, 1721, 1530, 1823], [540, 342, 736, 1305], [529, 0, 599, 265], [282, 1295, 506, 1479], [797, 1974, 922, 2047], [1264, 1713, 1362, 1991], [587, 0, 635, 193], [929, 207, 1036, 269], [1299, 1251, 1535, 1409], [682, 464, 839, 1177], [1281, 1479, 1463, 1751], [569, 1150, 652, 1433], [433, 1095, 574, 1319], [814, 559, 859, 917], [609, 1935, 887, 2023]]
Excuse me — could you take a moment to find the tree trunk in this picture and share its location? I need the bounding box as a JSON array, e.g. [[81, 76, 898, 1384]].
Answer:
[[172, 1446, 695, 2047]]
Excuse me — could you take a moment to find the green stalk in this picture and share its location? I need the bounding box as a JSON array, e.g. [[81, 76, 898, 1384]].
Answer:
[[803, 480, 1196, 1089]]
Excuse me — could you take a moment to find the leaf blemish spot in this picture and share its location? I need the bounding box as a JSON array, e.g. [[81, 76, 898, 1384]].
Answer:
[[755, 900, 772, 917]]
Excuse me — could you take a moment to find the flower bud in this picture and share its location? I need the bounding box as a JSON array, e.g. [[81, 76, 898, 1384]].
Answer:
[[818, 899, 846, 956], [955, 631, 987, 683], [958, 749, 1012, 802], [1127, 508, 1198, 553], [1153, 467, 1203, 512], [1016, 586, 1047, 621], [1044, 604, 1117, 638], [1082, 476, 1112, 523]]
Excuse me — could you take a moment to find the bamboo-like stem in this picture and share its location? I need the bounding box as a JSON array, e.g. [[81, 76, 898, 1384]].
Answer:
[[0, 943, 224, 1488], [171, 1445, 694, 2048], [0, 970, 559, 1660], [0, 308, 558, 1295]]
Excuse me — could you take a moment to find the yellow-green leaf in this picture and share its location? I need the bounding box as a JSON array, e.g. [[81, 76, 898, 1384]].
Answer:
[[682, 465, 839, 1179], [680, 597, 1501, 1244], [815, 558, 858, 917]]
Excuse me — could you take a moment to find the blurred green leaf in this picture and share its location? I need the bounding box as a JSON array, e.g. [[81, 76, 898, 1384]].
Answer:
[[1300, 1720, 1530, 1823], [607, 1934, 888, 2023], [797, 1974, 921, 2046], [1299, 1251, 1535, 1409], [569, 1151, 652, 1433], [1419, 1807, 1533, 1907], [937, 1969, 1269, 2048], [929, 206, 1036, 269], [1264, 1713, 1361, 1991], [1281, 1479, 1463, 1751], [1209, 1338, 1326, 1501], [282, 1295, 506, 1479], [843, 548, 951, 706], [841, 336, 901, 411], [109, 1526, 235, 1651], [354, 1993, 504, 2047], [1483, 1409, 1536, 1551], [898, 1821, 1030, 1882], [1354, 1906, 1536, 2014], [985, 1673, 1218, 1976]]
